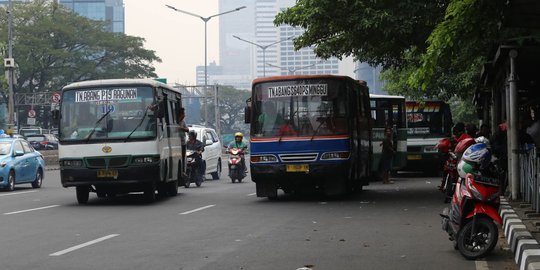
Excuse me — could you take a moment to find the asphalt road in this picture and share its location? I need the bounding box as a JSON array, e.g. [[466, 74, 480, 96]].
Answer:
[[0, 165, 515, 270]]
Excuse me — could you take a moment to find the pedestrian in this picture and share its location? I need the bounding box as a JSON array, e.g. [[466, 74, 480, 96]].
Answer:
[[178, 108, 189, 170], [477, 123, 490, 138], [379, 127, 396, 184]]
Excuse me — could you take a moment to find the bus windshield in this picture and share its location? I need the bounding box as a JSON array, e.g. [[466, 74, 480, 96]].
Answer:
[[406, 101, 452, 138], [59, 86, 157, 141], [252, 79, 349, 138]]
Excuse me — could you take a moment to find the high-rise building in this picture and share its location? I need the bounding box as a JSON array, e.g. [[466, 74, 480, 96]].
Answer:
[[59, 0, 124, 33], [355, 63, 387, 94]]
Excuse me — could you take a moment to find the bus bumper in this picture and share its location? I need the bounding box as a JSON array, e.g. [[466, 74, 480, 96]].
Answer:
[[60, 164, 159, 188], [250, 162, 364, 196]]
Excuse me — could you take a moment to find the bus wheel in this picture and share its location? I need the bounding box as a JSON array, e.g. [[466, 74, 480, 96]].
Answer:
[[167, 180, 178, 196], [76, 186, 90, 204], [143, 181, 156, 202]]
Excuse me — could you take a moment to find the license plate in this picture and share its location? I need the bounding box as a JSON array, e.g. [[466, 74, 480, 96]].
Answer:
[[286, 164, 309, 173], [407, 155, 422, 160], [97, 169, 118, 178]]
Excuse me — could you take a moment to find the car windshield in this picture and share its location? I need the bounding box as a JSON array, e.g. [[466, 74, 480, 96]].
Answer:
[[26, 136, 46, 142], [0, 142, 11, 155], [59, 86, 157, 141]]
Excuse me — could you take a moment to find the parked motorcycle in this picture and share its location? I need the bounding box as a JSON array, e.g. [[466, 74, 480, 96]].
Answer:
[[227, 147, 246, 183], [441, 142, 502, 260], [439, 137, 476, 203], [184, 150, 203, 188]]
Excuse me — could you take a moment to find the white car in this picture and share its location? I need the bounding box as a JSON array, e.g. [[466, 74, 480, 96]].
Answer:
[[187, 125, 222, 180]]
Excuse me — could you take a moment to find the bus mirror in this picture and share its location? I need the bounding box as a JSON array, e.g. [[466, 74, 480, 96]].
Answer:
[[51, 109, 59, 120], [155, 101, 165, 118], [244, 106, 251, 124]]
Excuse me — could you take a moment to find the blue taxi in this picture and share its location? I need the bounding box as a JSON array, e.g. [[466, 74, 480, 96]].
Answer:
[[0, 137, 45, 191]]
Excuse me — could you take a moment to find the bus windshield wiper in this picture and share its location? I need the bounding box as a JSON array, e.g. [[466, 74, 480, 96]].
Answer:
[[124, 106, 150, 142], [310, 120, 325, 141], [85, 108, 113, 143]]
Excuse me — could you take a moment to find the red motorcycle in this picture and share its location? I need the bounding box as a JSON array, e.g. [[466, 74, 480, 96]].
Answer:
[[227, 147, 246, 183], [441, 143, 502, 260], [438, 137, 475, 202]]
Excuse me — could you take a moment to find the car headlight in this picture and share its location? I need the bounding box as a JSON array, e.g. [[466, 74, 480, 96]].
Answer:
[[321, 151, 350, 160], [62, 160, 83, 167], [251, 155, 277, 163]]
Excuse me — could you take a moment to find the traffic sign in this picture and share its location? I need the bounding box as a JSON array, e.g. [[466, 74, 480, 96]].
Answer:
[[52, 92, 61, 103], [28, 109, 36, 118]]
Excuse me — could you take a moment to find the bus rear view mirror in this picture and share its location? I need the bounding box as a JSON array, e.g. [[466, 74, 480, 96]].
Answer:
[[244, 106, 251, 124], [156, 101, 165, 118], [51, 109, 59, 120]]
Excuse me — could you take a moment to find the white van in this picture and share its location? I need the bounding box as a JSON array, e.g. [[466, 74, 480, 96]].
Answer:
[[187, 125, 222, 180]]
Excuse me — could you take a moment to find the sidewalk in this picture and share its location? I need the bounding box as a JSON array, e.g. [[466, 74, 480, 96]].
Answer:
[[500, 197, 540, 270]]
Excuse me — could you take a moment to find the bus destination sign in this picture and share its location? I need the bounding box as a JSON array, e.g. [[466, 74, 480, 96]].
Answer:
[[268, 84, 327, 99], [75, 88, 138, 103]]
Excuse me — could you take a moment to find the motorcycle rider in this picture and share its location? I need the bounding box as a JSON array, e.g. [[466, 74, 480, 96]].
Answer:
[[227, 132, 248, 175], [186, 131, 205, 183]]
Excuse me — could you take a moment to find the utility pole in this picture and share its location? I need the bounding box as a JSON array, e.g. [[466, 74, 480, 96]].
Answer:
[[6, 0, 15, 134]]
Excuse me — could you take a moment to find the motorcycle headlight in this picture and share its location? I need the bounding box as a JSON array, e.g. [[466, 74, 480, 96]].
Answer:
[[466, 175, 483, 200], [0, 160, 7, 167], [321, 151, 350, 160]]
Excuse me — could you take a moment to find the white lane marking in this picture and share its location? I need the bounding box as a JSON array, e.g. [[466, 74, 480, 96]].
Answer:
[[180, 204, 215, 215], [475, 260, 489, 270], [4, 205, 60, 215], [247, 193, 256, 196], [0, 190, 38, 197], [49, 234, 120, 256]]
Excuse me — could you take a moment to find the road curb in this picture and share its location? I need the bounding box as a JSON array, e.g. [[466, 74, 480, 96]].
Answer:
[[500, 197, 540, 270]]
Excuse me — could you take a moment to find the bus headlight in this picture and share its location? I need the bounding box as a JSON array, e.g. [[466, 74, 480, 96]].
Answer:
[[62, 160, 83, 167], [133, 156, 157, 164], [251, 155, 277, 163], [321, 151, 350, 160]]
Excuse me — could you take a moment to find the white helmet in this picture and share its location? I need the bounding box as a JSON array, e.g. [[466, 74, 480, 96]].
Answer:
[[457, 159, 476, 178], [462, 143, 491, 169], [475, 136, 490, 145]]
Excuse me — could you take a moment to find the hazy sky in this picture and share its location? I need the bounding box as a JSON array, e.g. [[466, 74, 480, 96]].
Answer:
[[124, 0, 223, 85]]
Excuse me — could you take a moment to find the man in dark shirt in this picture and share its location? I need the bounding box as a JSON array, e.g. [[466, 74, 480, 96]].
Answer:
[[187, 131, 205, 182]]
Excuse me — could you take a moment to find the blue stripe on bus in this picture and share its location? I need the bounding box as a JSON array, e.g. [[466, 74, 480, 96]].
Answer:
[[250, 138, 350, 154]]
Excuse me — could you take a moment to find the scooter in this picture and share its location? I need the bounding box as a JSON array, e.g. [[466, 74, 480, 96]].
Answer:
[[227, 147, 246, 183], [439, 137, 476, 203], [441, 149, 502, 260], [184, 150, 203, 188]]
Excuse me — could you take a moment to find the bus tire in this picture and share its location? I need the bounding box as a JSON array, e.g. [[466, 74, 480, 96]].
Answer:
[[76, 185, 90, 204], [167, 180, 178, 196], [143, 181, 156, 203]]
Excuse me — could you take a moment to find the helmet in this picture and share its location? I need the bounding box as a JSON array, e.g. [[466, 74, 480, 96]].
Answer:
[[234, 132, 243, 138], [0, 129, 4, 135], [454, 137, 475, 155], [436, 138, 451, 153], [188, 130, 197, 138], [475, 136, 490, 145], [457, 159, 476, 178], [462, 143, 491, 169]]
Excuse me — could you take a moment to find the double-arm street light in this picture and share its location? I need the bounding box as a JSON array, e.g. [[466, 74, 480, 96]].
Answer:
[[267, 62, 320, 75], [166, 4, 246, 125], [232, 35, 294, 77]]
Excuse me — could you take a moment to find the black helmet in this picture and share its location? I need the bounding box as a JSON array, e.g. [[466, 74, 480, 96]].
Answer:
[[188, 130, 197, 138]]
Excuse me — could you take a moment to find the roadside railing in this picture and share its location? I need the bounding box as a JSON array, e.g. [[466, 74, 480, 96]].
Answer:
[[519, 145, 540, 212]]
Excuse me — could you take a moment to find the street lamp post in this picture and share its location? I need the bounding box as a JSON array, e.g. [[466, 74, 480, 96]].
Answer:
[[232, 35, 294, 77], [6, 0, 15, 133], [267, 62, 320, 75], [166, 4, 246, 126]]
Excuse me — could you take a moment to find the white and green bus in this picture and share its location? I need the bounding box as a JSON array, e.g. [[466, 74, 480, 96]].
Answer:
[[56, 79, 184, 204], [369, 94, 407, 174]]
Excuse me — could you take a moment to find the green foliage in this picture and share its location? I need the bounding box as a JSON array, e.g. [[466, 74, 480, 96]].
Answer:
[[275, 0, 449, 68], [0, 1, 161, 94], [203, 85, 251, 135], [449, 96, 478, 125]]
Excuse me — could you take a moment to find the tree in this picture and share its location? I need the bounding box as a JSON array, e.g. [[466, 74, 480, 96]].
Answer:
[[0, 0, 161, 95], [203, 85, 251, 136], [275, 0, 540, 100]]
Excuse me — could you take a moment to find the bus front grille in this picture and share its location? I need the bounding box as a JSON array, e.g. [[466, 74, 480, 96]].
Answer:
[[85, 156, 129, 168], [279, 153, 318, 162]]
